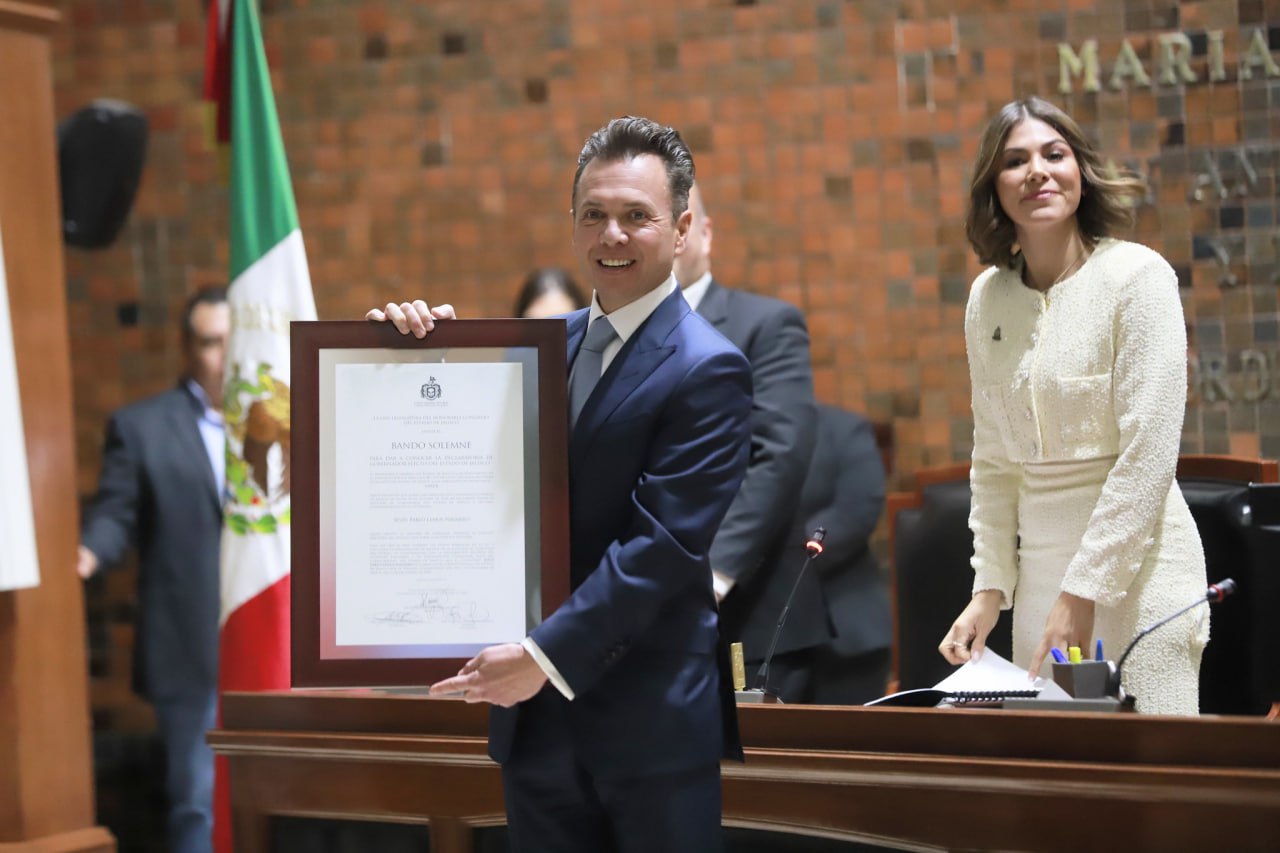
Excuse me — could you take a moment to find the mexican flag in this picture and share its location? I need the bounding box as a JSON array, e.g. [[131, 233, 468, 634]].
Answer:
[[210, 0, 316, 848]]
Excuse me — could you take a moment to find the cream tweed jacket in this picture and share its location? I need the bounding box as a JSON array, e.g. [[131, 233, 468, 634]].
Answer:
[[965, 237, 1195, 608]]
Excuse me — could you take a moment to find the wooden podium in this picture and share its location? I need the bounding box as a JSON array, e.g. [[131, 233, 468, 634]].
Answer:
[[0, 2, 114, 851], [212, 691, 1280, 852]]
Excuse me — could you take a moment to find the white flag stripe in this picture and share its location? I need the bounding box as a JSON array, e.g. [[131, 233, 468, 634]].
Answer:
[[220, 227, 314, 624]]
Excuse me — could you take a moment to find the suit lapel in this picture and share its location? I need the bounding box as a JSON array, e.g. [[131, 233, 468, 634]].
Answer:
[[571, 290, 685, 447], [694, 279, 729, 329], [170, 383, 222, 511]]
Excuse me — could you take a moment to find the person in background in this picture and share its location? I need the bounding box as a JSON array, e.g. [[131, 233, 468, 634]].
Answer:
[[369, 116, 752, 852], [673, 181, 822, 703], [800, 404, 891, 705], [78, 287, 229, 852], [938, 96, 1207, 715], [513, 266, 587, 319]]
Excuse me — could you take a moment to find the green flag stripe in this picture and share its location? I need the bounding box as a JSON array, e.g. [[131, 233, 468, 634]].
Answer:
[[228, 0, 299, 282]]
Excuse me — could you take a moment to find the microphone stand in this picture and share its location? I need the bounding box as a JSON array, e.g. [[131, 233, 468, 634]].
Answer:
[[1109, 579, 1237, 700], [750, 527, 826, 699]]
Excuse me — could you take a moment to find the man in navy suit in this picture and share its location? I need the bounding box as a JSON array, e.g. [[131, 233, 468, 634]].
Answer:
[[673, 183, 823, 703], [372, 117, 752, 852], [78, 287, 229, 853]]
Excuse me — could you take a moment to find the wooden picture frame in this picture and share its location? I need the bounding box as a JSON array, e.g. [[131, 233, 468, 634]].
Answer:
[[290, 319, 570, 688]]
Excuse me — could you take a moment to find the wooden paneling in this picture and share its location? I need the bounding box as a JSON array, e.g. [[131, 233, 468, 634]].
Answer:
[[1176, 454, 1280, 484], [212, 691, 1280, 853], [0, 6, 113, 850], [0, 0, 59, 35]]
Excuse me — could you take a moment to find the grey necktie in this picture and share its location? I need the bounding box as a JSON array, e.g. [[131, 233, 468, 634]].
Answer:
[[569, 316, 617, 427]]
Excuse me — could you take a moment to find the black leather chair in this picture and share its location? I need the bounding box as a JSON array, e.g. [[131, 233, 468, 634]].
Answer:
[[1176, 455, 1279, 716], [1246, 482, 1280, 718], [887, 455, 1280, 711], [887, 464, 1012, 691]]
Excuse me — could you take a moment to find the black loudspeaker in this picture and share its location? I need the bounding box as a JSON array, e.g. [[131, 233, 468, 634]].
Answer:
[[57, 99, 148, 249]]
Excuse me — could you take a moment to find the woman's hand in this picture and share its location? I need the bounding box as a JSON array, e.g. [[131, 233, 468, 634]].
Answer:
[[1027, 591, 1095, 678], [939, 589, 1002, 665], [365, 300, 456, 338]]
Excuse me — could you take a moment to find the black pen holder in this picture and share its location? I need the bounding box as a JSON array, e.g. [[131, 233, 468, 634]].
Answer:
[[1052, 661, 1116, 699]]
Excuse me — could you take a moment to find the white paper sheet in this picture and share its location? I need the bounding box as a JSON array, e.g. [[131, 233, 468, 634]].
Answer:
[[934, 649, 1073, 700], [332, 361, 526, 646], [0, 225, 40, 592]]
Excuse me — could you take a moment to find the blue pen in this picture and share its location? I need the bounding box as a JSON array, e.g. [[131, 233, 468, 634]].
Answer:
[[1050, 647, 1068, 664], [1095, 638, 1104, 661]]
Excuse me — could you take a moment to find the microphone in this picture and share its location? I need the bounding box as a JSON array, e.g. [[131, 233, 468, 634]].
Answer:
[[1109, 579, 1237, 699], [753, 527, 826, 695]]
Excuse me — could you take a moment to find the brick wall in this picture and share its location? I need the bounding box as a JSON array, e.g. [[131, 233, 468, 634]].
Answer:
[[56, 0, 1280, 485], [56, 0, 1280, 736]]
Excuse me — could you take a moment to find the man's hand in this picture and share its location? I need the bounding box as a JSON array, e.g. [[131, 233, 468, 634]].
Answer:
[[429, 643, 547, 707], [76, 545, 99, 580], [365, 300, 456, 338]]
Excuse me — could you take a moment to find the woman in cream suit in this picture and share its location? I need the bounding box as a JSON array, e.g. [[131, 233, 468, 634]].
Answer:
[[938, 97, 1207, 715]]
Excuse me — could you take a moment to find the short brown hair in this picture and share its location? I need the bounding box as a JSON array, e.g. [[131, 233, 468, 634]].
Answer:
[[572, 116, 695, 221], [965, 96, 1145, 268], [181, 286, 228, 344]]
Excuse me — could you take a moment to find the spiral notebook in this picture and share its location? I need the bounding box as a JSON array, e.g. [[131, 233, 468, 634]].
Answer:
[[865, 650, 1071, 707], [864, 687, 1040, 708]]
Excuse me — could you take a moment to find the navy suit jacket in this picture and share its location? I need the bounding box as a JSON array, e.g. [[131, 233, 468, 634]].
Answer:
[[488, 288, 752, 780], [81, 382, 223, 703], [696, 280, 824, 660]]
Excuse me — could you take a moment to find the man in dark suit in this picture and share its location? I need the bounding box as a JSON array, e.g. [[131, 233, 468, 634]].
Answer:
[[372, 117, 752, 853], [795, 404, 892, 704], [673, 183, 824, 703], [78, 287, 228, 853]]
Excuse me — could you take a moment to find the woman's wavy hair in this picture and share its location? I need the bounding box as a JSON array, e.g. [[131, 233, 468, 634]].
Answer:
[[965, 96, 1145, 268]]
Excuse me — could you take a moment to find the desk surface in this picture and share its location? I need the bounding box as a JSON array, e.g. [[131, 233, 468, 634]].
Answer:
[[213, 691, 1280, 852]]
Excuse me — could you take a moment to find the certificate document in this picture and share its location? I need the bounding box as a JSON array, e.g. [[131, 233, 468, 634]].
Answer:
[[293, 318, 568, 688], [332, 361, 526, 650]]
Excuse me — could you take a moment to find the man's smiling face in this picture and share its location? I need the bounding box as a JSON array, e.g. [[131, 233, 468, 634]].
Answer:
[[571, 153, 691, 313]]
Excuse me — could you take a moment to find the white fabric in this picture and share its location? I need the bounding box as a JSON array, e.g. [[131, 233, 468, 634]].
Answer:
[[0, 226, 40, 591], [522, 636, 573, 700], [680, 271, 713, 310], [220, 228, 316, 624], [965, 238, 1207, 715]]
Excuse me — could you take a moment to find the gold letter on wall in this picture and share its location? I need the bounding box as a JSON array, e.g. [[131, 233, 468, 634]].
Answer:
[[1058, 40, 1100, 93], [1239, 28, 1280, 80], [1110, 39, 1152, 89], [1157, 33, 1198, 85]]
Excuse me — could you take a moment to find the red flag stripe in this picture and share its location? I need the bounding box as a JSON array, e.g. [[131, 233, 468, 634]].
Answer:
[[202, 0, 232, 145], [213, 574, 290, 852]]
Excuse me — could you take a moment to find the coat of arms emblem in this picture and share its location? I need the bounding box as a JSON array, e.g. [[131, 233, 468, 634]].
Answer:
[[420, 376, 442, 400]]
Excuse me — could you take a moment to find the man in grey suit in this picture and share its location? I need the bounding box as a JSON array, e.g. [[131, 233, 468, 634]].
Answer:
[[78, 287, 228, 853], [674, 183, 826, 703]]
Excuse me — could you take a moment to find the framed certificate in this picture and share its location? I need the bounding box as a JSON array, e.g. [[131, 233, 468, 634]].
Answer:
[[290, 319, 570, 688]]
